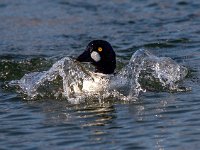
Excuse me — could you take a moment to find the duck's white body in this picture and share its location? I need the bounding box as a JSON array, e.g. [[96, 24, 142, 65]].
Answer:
[[72, 72, 111, 94]]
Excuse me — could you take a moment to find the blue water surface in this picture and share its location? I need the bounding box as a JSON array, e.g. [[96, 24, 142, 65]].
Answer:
[[0, 0, 200, 149]]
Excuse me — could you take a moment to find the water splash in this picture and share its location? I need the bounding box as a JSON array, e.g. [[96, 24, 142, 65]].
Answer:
[[8, 49, 188, 103], [117, 49, 188, 95]]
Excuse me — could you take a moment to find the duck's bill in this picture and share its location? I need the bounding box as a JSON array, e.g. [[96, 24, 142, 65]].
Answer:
[[76, 51, 92, 62]]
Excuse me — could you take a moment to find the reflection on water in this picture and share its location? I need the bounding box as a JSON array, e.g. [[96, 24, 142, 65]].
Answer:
[[0, 0, 200, 149]]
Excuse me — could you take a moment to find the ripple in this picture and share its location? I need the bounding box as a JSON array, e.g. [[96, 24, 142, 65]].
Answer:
[[0, 4, 7, 8], [177, 1, 189, 6], [0, 0, 200, 149], [144, 42, 176, 48]]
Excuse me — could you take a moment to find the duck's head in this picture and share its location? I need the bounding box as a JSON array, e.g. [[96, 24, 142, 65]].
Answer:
[[76, 40, 116, 74]]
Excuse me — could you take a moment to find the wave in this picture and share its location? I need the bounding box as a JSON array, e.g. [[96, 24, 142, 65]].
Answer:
[[7, 49, 188, 103]]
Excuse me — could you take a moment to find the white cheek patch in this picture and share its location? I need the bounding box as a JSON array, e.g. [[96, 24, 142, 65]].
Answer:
[[91, 51, 101, 62]]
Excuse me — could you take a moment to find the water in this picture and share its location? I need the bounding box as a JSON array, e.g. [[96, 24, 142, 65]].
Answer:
[[0, 0, 200, 149], [8, 49, 188, 102]]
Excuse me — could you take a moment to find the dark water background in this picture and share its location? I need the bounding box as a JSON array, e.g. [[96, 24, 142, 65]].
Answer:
[[0, 0, 200, 149]]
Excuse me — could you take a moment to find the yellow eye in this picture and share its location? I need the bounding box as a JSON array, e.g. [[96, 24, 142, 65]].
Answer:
[[98, 47, 103, 52]]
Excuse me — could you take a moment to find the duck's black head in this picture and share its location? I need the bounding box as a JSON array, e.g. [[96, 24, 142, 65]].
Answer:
[[76, 40, 116, 74]]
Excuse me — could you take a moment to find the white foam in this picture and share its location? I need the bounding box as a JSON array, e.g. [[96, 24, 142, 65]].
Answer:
[[9, 49, 188, 103]]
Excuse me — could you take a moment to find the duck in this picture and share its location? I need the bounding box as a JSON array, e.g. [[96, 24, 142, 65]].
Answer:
[[76, 40, 116, 74], [74, 40, 116, 93], [10, 40, 117, 98]]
